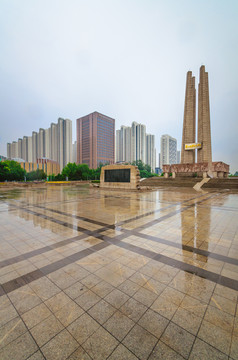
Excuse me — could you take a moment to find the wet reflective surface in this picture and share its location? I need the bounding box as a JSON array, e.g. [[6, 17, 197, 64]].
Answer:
[[0, 185, 238, 359]]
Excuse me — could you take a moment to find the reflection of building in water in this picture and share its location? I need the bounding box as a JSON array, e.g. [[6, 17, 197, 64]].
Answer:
[[181, 204, 209, 263], [100, 192, 145, 224], [12, 207, 58, 234]]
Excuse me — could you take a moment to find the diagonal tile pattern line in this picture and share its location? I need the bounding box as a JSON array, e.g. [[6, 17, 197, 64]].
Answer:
[[0, 241, 110, 295], [33, 204, 113, 228], [132, 191, 223, 231], [1, 224, 238, 297], [0, 232, 107, 269], [112, 190, 217, 227], [1, 190, 236, 293], [0, 188, 236, 360], [1, 209, 238, 295], [7, 188, 214, 230], [132, 232, 238, 266], [100, 236, 238, 291], [2, 190, 237, 270]]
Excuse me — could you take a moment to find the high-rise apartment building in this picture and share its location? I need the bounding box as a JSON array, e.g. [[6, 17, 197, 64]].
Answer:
[[116, 122, 156, 171], [72, 141, 77, 163], [50, 123, 58, 161], [160, 134, 177, 166], [136, 123, 146, 164], [7, 118, 72, 171], [58, 118, 72, 170], [77, 112, 115, 169], [116, 126, 131, 163], [146, 134, 156, 172], [18, 139, 23, 159]]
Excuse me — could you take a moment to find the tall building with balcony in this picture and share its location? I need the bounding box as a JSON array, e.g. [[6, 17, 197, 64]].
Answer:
[[77, 111, 115, 169], [58, 118, 72, 171], [160, 134, 177, 166], [116, 125, 131, 163], [116, 122, 156, 171], [146, 134, 156, 172]]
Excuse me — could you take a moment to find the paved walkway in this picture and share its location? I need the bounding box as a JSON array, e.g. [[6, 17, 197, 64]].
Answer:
[[0, 185, 237, 359]]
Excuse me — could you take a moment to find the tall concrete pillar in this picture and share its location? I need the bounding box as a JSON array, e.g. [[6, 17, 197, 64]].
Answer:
[[197, 65, 212, 164], [181, 71, 196, 163]]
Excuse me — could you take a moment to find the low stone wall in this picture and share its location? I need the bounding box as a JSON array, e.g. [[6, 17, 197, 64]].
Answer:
[[163, 162, 229, 179], [100, 165, 140, 190]]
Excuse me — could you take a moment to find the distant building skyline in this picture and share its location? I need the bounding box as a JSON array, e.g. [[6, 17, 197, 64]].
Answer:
[[6, 113, 181, 174], [7, 118, 72, 171], [77, 112, 115, 169], [116, 122, 156, 171]]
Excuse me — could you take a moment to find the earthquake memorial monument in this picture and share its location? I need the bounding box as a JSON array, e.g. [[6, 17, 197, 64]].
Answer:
[[163, 65, 229, 178]]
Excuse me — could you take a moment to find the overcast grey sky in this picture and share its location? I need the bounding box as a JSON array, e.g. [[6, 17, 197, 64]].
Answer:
[[0, 0, 237, 171]]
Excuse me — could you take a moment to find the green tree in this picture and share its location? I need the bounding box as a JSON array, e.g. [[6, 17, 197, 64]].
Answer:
[[0, 162, 9, 181], [0, 160, 25, 181], [131, 160, 154, 178], [26, 169, 46, 181], [61, 162, 78, 180]]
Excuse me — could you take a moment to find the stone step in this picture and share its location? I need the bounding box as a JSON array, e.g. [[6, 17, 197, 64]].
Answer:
[[141, 177, 238, 189]]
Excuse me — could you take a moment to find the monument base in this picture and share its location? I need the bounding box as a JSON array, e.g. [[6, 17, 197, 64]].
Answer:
[[100, 164, 140, 190], [163, 162, 229, 179]]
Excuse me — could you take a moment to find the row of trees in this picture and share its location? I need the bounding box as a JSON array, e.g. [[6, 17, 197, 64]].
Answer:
[[0, 161, 25, 181], [0, 161, 47, 182], [57, 160, 157, 180], [0, 160, 157, 182], [54, 163, 103, 181]]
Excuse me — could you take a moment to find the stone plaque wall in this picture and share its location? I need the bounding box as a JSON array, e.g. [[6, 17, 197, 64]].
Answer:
[[100, 165, 140, 189]]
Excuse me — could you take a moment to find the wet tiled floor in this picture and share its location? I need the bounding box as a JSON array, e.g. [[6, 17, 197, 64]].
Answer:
[[0, 185, 238, 359]]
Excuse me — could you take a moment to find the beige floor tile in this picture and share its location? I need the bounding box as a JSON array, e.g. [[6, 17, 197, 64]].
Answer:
[[198, 319, 232, 355], [172, 306, 202, 335], [21, 303, 51, 329], [67, 313, 100, 345], [151, 294, 178, 320], [30, 314, 64, 347], [88, 299, 116, 324], [107, 344, 138, 360], [55, 301, 84, 326], [122, 324, 157, 359], [41, 329, 78, 360], [189, 338, 228, 360], [138, 308, 169, 339], [75, 289, 101, 311], [67, 346, 92, 360], [230, 335, 238, 360], [83, 326, 119, 360], [210, 293, 236, 316], [148, 341, 184, 360], [64, 281, 88, 299], [91, 280, 114, 298], [45, 291, 71, 313], [204, 304, 234, 333], [30, 277, 60, 300], [161, 322, 195, 359], [0, 331, 38, 360], [118, 279, 141, 296], [0, 316, 27, 350], [119, 298, 147, 322], [27, 351, 46, 360], [104, 310, 135, 341], [104, 288, 129, 309], [133, 287, 158, 307]]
